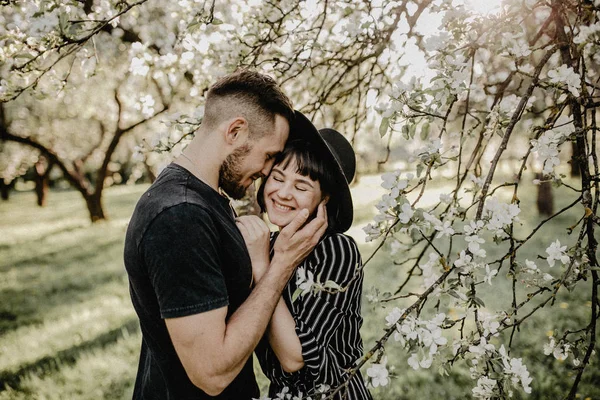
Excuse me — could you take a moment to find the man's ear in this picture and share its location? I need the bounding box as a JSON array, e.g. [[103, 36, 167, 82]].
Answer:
[[224, 117, 249, 145]]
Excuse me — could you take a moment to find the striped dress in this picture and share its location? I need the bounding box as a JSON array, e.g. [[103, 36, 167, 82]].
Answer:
[[257, 233, 373, 400]]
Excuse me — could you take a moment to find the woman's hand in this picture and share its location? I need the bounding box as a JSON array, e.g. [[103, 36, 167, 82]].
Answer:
[[235, 215, 271, 283]]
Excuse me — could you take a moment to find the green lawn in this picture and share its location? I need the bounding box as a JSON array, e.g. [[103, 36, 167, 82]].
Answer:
[[0, 178, 598, 399]]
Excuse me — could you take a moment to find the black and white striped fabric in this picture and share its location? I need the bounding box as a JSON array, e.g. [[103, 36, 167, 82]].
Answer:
[[257, 233, 373, 399]]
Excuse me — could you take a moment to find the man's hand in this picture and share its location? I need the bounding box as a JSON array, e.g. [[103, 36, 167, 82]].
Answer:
[[235, 215, 271, 282], [272, 201, 328, 269]]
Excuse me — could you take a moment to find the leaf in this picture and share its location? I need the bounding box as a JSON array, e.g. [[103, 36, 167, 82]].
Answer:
[[59, 12, 69, 34], [211, 18, 224, 25], [13, 53, 34, 60], [409, 123, 417, 139], [472, 296, 485, 308], [379, 117, 390, 137], [416, 163, 424, 178], [402, 124, 410, 140], [291, 288, 303, 303], [324, 280, 342, 291], [420, 122, 430, 140]]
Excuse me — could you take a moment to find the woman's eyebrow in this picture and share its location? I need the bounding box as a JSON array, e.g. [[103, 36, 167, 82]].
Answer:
[[294, 177, 315, 187], [271, 167, 285, 175]]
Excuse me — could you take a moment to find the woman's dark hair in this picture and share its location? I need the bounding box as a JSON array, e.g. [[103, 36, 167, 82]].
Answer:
[[257, 139, 341, 232]]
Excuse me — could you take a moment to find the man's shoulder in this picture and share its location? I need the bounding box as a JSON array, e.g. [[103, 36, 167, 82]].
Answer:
[[126, 165, 226, 248]]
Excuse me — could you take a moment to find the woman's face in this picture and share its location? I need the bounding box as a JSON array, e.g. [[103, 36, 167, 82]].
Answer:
[[263, 157, 323, 229]]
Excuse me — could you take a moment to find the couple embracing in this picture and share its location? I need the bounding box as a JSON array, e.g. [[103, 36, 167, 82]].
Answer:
[[124, 70, 373, 399]]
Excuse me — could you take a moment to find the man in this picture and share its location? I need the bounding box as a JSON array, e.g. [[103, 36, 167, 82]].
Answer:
[[124, 70, 328, 399]]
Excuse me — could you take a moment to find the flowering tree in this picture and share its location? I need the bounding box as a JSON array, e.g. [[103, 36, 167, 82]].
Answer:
[[0, 2, 181, 221], [1, 0, 599, 398], [354, 1, 599, 399]]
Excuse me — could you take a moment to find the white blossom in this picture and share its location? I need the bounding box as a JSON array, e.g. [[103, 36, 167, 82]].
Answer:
[[454, 250, 472, 269], [466, 235, 486, 258], [472, 376, 497, 399], [548, 64, 581, 96], [464, 220, 485, 236], [130, 57, 150, 76], [435, 220, 455, 237], [398, 202, 414, 224], [275, 387, 292, 400], [296, 267, 315, 297], [385, 307, 403, 327], [483, 198, 520, 236], [483, 265, 498, 285], [367, 357, 389, 387], [500, 345, 533, 394], [546, 240, 570, 267]]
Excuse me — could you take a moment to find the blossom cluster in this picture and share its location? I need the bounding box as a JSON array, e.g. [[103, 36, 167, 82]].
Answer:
[[481, 198, 521, 238], [466, 340, 533, 399], [385, 309, 448, 371], [363, 170, 413, 242], [253, 384, 331, 400], [530, 116, 574, 176]]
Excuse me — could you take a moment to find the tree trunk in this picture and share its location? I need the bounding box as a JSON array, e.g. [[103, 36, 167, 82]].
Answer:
[[34, 157, 52, 207], [84, 194, 106, 222], [536, 172, 554, 216], [570, 141, 581, 177], [34, 173, 49, 207], [0, 179, 12, 201]]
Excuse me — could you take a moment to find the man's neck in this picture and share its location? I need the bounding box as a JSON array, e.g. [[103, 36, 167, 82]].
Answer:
[[174, 140, 220, 191]]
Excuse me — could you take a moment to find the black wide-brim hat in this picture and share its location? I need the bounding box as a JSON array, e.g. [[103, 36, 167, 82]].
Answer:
[[289, 111, 356, 233]]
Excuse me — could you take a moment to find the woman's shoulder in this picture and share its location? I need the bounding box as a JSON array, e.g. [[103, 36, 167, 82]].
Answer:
[[306, 233, 361, 279], [316, 232, 359, 253]]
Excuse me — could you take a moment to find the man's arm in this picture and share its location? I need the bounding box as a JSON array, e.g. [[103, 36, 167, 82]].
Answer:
[[166, 204, 327, 395]]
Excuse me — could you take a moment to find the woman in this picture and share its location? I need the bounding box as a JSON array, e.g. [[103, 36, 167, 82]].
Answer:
[[236, 116, 372, 399]]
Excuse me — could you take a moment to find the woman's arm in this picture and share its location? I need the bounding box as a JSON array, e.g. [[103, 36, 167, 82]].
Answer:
[[267, 234, 365, 381], [266, 297, 305, 372]]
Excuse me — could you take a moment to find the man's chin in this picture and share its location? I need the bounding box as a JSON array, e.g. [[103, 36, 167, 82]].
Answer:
[[224, 186, 247, 200]]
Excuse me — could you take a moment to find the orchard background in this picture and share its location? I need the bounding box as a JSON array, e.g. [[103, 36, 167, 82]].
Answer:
[[0, 0, 599, 399]]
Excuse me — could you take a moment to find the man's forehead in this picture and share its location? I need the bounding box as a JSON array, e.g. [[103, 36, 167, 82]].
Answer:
[[268, 117, 289, 150]]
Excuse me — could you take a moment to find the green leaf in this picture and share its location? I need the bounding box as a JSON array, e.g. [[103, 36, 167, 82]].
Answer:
[[472, 296, 485, 307], [420, 122, 430, 140], [324, 280, 342, 291], [416, 163, 424, 178], [211, 18, 224, 25], [379, 117, 390, 137], [13, 53, 34, 60], [409, 123, 417, 139], [58, 12, 70, 34], [402, 124, 410, 140], [291, 288, 303, 303]]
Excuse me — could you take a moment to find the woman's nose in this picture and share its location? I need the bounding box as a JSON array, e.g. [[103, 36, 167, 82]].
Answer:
[[277, 184, 293, 199]]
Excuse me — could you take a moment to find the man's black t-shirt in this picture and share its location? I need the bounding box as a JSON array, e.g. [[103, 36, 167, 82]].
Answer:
[[124, 163, 259, 399]]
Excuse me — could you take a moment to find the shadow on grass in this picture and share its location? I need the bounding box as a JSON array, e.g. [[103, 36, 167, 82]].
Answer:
[[2, 235, 123, 272], [0, 318, 140, 392], [0, 268, 127, 334]]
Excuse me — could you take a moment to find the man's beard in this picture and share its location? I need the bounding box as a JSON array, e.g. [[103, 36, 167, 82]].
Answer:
[[219, 144, 252, 199]]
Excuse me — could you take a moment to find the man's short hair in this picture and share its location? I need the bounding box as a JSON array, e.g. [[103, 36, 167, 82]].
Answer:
[[202, 70, 294, 139]]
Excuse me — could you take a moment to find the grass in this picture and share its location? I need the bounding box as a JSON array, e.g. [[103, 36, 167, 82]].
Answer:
[[0, 176, 598, 399]]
